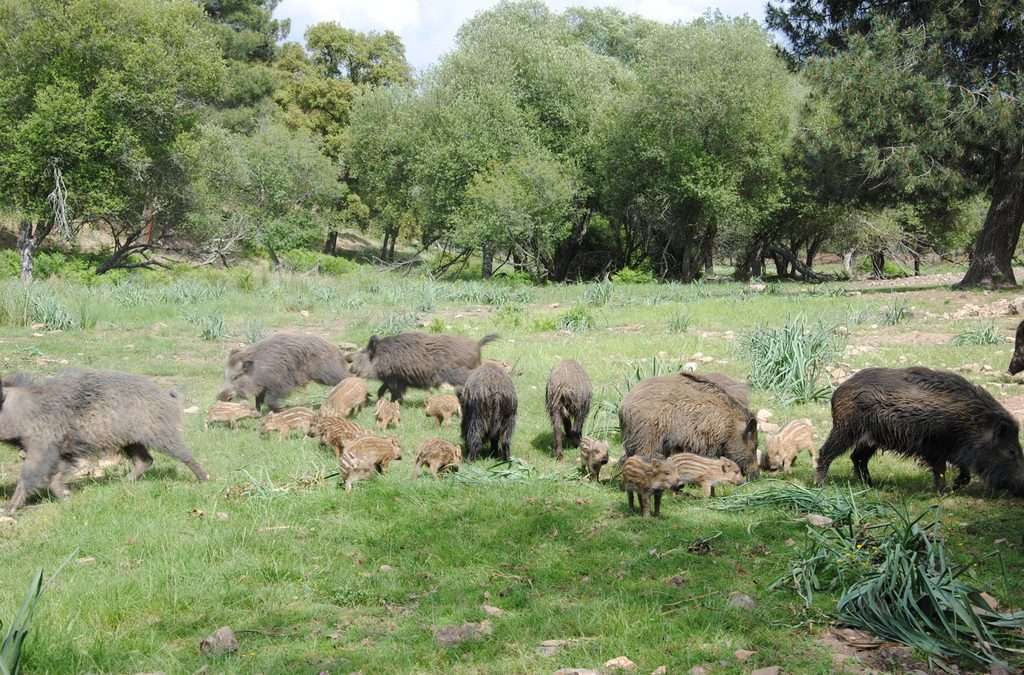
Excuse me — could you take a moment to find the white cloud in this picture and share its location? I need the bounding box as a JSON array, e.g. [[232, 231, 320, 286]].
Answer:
[[275, 0, 767, 72]]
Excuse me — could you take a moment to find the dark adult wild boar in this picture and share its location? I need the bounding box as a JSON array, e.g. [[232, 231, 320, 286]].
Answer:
[[619, 372, 759, 478], [816, 367, 1024, 495], [348, 332, 498, 401], [459, 363, 517, 461], [545, 359, 592, 459], [1009, 320, 1024, 375], [218, 332, 349, 411], [0, 370, 208, 513]]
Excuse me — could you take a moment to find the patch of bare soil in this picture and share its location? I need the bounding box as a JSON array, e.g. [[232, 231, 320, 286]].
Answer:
[[858, 331, 956, 347], [819, 628, 941, 674]]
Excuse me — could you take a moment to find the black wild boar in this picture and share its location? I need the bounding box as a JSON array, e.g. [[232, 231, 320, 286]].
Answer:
[[347, 332, 498, 401], [218, 332, 349, 411], [545, 359, 592, 460], [1009, 320, 1024, 375], [0, 370, 208, 513], [816, 367, 1024, 495], [619, 372, 759, 478], [459, 363, 517, 461]]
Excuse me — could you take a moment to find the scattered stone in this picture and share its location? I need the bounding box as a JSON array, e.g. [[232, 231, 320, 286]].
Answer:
[[750, 668, 781, 675], [699, 355, 715, 363], [604, 656, 637, 671], [651, 667, 667, 675], [199, 626, 239, 656], [553, 669, 599, 675], [666, 575, 686, 587], [727, 592, 756, 610], [434, 620, 492, 647], [482, 604, 505, 617], [689, 666, 710, 675], [183, 406, 200, 415], [805, 514, 834, 528], [378, 564, 394, 573], [682, 362, 698, 373], [735, 649, 756, 662]]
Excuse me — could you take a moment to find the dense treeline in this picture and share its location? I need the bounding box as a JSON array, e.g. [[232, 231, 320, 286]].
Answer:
[[0, 0, 1020, 286]]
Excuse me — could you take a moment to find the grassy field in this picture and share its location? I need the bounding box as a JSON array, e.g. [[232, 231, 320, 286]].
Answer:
[[0, 267, 1022, 674]]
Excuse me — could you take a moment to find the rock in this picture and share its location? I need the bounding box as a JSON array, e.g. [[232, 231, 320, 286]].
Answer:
[[379, 564, 394, 573], [735, 649, 756, 662], [666, 575, 686, 587], [604, 656, 637, 671], [683, 362, 699, 373], [482, 604, 505, 617], [805, 514, 834, 528], [651, 667, 667, 675], [979, 592, 1000, 611], [434, 620, 492, 647], [727, 592, 756, 610], [537, 639, 577, 656], [1010, 297, 1024, 315], [553, 670, 599, 675], [689, 666, 711, 675], [750, 668, 781, 675], [199, 626, 239, 656], [183, 406, 200, 415]]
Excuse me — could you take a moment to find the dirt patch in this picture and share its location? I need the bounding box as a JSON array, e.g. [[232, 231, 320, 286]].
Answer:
[[857, 331, 956, 347], [818, 627, 936, 674]]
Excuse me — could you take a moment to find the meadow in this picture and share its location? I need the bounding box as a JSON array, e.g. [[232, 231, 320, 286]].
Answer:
[[0, 265, 1022, 674]]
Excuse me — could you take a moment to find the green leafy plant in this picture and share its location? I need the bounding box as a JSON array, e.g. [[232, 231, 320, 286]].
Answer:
[[739, 315, 842, 404], [583, 278, 614, 306], [185, 312, 226, 341], [612, 267, 656, 284], [667, 311, 691, 333], [881, 298, 911, 326], [243, 320, 267, 344], [557, 306, 595, 333], [1, 568, 44, 675], [427, 317, 446, 333], [951, 323, 1003, 346]]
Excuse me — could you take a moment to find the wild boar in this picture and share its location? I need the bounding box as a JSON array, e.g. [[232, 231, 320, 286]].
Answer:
[[816, 367, 1024, 495], [314, 416, 369, 458], [424, 394, 461, 427], [375, 399, 401, 429], [1009, 320, 1024, 375], [545, 360, 592, 460], [320, 377, 369, 418], [0, 370, 208, 513], [579, 437, 610, 481], [699, 372, 751, 408], [619, 373, 759, 478], [666, 453, 744, 497], [206, 401, 261, 429], [620, 455, 685, 517], [459, 363, 517, 462], [414, 438, 462, 478], [347, 332, 499, 401], [218, 332, 349, 411], [339, 436, 402, 491], [761, 419, 816, 472], [260, 407, 316, 439]]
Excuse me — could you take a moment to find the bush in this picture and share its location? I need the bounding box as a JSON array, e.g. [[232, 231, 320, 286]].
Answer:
[[612, 267, 656, 284], [185, 312, 226, 341], [858, 256, 909, 278], [280, 249, 357, 276], [583, 278, 614, 306], [880, 298, 912, 326], [493, 269, 534, 286], [0, 250, 19, 278], [667, 312, 691, 333], [951, 323, 1003, 346], [740, 315, 843, 404], [557, 306, 595, 333]]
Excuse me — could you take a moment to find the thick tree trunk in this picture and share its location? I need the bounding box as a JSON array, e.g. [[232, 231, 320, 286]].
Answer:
[[481, 244, 493, 279], [380, 230, 392, 260], [701, 235, 714, 276], [805, 234, 824, 269], [956, 155, 1024, 289], [17, 221, 36, 283], [771, 253, 789, 279], [323, 230, 338, 255]]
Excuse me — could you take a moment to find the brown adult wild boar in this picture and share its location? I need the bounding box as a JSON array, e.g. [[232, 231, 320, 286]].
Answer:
[[347, 332, 498, 401], [459, 363, 517, 461], [816, 367, 1024, 495], [0, 370, 208, 513], [218, 332, 349, 412], [619, 373, 759, 478], [545, 360, 592, 460]]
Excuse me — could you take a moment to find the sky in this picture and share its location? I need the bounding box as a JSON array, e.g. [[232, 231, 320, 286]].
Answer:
[[274, 0, 768, 72]]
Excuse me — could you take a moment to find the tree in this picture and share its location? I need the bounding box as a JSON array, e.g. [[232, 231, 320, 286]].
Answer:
[[202, 0, 289, 63], [0, 0, 224, 280], [768, 1, 1024, 288], [305, 23, 412, 87]]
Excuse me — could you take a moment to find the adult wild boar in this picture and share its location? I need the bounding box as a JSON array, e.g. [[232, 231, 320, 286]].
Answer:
[[218, 332, 349, 411], [816, 367, 1024, 495], [0, 370, 208, 513], [619, 372, 759, 478], [348, 332, 499, 401], [545, 359, 592, 459], [1009, 320, 1024, 376], [459, 363, 517, 461]]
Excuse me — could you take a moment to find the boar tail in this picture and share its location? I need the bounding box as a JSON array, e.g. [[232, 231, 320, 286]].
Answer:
[[479, 334, 500, 348]]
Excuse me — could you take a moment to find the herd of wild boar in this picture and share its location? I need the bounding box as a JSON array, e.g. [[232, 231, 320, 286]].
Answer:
[[2, 316, 1024, 516]]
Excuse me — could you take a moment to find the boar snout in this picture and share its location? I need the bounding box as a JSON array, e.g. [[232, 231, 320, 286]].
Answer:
[[216, 388, 238, 402]]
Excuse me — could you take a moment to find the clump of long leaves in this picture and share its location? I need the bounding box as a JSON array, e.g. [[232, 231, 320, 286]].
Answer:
[[951, 323, 1003, 346], [1, 569, 44, 675], [711, 480, 886, 526], [739, 315, 843, 404]]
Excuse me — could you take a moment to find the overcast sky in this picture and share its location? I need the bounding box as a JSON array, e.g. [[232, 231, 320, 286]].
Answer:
[[274, 0, 768, 72]]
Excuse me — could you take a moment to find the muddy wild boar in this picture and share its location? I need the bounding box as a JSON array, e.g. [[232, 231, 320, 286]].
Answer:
[[579, 437, 610, 481], [761, 419, 816, 472], [206, 401, 261, 429], [414, 438, 462, 478], [339, 436, 402, 491], [620, 455, 685, 517], [545, 360, 592, 460], [320, 377, 369, 419], [816, 367, 1024, 495], [347, 332, 499, 401], [314, 416, 369, 458], [261, 407, 316, 439], [619, 373, 759, 478], [375, 399, 401, 429], [459, 363, 518, 461], [0, 370, 208, 513], [218, 332, 349, 412], [1010, 320, 1024, 376], [666, 453, 744, 498], [425, 394, 461, 427]]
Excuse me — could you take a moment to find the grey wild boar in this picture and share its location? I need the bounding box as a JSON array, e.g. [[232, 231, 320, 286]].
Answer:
[[414, 438, 462, 478], [579, 437, 610, 481], [218, 332, 349, 411], [320, 377, 369, 418], [347, 332, 499, 401], [619, 373, 759, 478], [1010, 320, 1024, 376], [459, 363, 518, 461], [816, 367, 1024, 495], [314, 416, 369, 458], [339, 436, 402, 491], [545, 359, 592, 460], [424, 394, 461, 427], [206, 401, 261, 429], [620, 455, 684, 517], [375, 399, 401, 429], [666, 453, 744, 497], [761, 419, 816, 472], [0, 370, 208, 513], [261, 407, 316, 439]]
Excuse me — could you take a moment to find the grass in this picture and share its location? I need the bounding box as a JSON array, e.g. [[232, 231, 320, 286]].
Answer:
[[739, 315, 843, 404], [951, 322, 1004, 346], [881, 297, 912, 326], [0, 265, 1022, 673]]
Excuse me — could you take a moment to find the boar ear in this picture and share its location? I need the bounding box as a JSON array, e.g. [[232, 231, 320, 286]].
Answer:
[[744, 418, 758, 438], [241, 359, 255, 375], [367, 335, 379, 356]]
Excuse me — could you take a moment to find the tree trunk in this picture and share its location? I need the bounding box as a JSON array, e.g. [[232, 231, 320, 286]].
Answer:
[[323, 230, 338, 255], [805, 234, 824, 269], [380, 230, 392, 260], [912, 250, 921, 276], [17, 221, 36, 283], [388, 232, 396, 260], [842, 249, 856, 278], [481, 244, 494, 279], [956, 153, 1024, 289], [870, 251, 885, 279], [701, 235, 714, 277], [771, 253, 788, 279]]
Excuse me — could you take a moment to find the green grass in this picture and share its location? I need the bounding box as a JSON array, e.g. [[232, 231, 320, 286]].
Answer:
[[0, 267, 1022, 673]]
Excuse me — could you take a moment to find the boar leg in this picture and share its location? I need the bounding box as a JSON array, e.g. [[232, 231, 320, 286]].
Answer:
[[653, 490, 662, 516], [814, 427, 855, 486], [627, 489, 636, 512], [849, 444, 877, 486], [7, 446, 62, 513], [48, 467, 70, 500], [153, 438, 209, 482], [551, 414, 565, 460], [126, 444, 154, 481], [639, 491, 650, 517], [255, 390, 266, 412], [929, 460, 947, 495], [953, 466, 971, 490]]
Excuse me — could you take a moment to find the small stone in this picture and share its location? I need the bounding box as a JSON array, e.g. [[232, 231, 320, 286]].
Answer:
[[482, 604, 504, 617], [727, 592, 756, 610], [553, 670, 599, 675], [604, 656, 637, 671], [699, 355, 714, 363], [784, 538, 796, 546], [379, 564, 394, 573], [735, 649, 756, 662], [750, 668, 781, 675], [183, 406, 200, 415], [805, 514, 834, 528], [682, 362, 698, 373], [651, 667, 667, 675], [300, 310, 310, 317], [215, 512, 229, 521], [689, 666, 710, 675], [199, 626, 239, 656], [666, 575, 686, 587], [434, 620, 492, 647]]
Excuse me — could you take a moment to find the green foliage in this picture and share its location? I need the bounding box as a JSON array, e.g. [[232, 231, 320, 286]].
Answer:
[[186, 312, 226, 341], [557, 306, 595, 333], [371, 312, 419, 336], [243, 319, 267, 344], [279, 250, 357, 276], [0, 568, 44, 675], [858, 256, 908, 278], [951, 323, 1003, 346], [611, 267, 656, 284], [740, 315, 842, 404], [880, 298, 912, 326], [667, 312, 691, 334], [427, 318, 446, 334], [582, 279, 614, 306]]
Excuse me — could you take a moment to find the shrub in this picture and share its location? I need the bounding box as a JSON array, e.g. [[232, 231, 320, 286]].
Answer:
[[185, 312, 226, 341], [557, 306, 594, 333], [0, 250, 19, 278], [280, 249, 356, 276], [427, 317, 446, 333], [531, 316, 558, 332], [612, 266, 656, 284], [858, 256, 909, 278], [951, 323, 1003, 346], [493, 269, 534, 286], [739, 315, 843, 404], [582, 278, 614, 306], [371, 311, 419, 335], [880, 298, 911, 326]]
